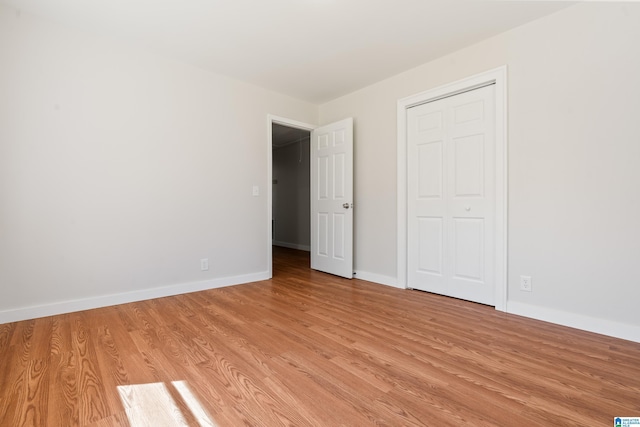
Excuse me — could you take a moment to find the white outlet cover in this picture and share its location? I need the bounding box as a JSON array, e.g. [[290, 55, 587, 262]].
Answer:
[[520, 275, 532, 292], [252, 185, 259, 196]]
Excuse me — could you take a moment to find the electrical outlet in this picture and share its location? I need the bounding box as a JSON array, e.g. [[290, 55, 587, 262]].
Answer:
[[200, 258, 209, 271], [520, 275, 532, 292], [252, 185, 259, 196]]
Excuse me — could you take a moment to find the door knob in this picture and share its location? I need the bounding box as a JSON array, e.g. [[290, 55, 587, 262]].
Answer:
[[343, 203, 351, 209], [465, 206, 471, 211]]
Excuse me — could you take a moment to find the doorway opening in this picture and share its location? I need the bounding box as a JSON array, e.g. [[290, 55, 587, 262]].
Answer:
[[267, 115, 354, 279], [267, 116, 315, 278], [272, 123, 311, 271]]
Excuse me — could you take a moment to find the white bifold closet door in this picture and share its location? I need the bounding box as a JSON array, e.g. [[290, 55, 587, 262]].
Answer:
[[407, 85, 495, 305]]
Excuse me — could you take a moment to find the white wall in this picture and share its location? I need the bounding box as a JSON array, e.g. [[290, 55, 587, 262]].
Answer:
[[3, 3, 639, 342], [319, 3, 640, 340], [0, 7, 317, 321], [272, 138, 311, 250]]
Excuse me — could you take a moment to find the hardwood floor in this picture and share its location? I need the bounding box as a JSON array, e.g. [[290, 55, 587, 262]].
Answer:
[[1, 246, 639, 426]]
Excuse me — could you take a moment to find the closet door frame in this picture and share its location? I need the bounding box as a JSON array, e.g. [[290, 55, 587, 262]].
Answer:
[[397, 66, 508, 311]]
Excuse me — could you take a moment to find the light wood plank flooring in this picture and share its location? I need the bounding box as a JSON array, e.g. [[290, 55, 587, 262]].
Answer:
[[1, 246, 639, 426]]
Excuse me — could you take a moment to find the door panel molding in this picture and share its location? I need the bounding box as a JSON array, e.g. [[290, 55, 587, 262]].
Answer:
[[397, 67, 508, 311], [310, 118, 354, 278]]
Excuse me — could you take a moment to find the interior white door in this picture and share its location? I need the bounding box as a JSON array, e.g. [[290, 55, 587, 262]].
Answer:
[[407, 85, 495, 305], [310, 118, 354, 279]]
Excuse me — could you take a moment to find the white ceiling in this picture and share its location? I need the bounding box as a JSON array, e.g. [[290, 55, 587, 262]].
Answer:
[[1, 0, 573, 103]]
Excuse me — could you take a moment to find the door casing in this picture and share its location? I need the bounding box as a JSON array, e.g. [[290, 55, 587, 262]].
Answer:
[[397, 66, 508, 311]]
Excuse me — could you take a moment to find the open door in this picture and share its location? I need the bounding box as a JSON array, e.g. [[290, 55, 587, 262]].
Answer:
[[310, 118, 354, 279]]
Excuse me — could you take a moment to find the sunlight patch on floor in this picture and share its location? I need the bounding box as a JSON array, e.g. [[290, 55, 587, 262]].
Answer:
[[172, 381, 216, 427], [118, 382, 216, 427]]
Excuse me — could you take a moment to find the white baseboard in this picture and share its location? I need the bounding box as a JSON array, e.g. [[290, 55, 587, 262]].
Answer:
[[507, 301, 640, 344], [354, 270, 403, 289], [7, 272, 636, 345], [0, 271, 270, 325], [272, 241, 311, 252]]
